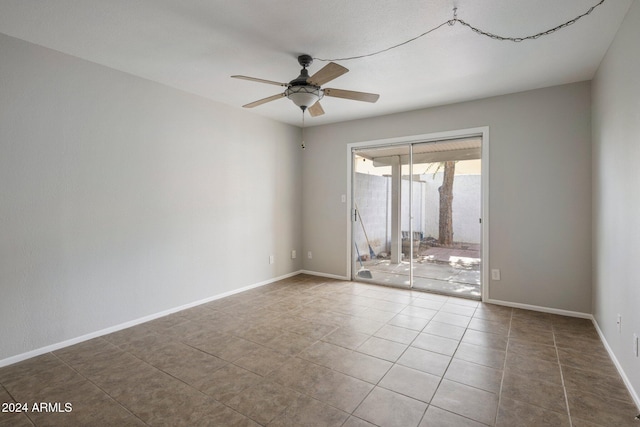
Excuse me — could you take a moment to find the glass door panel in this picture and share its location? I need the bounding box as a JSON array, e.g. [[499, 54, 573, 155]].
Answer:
[[409, 139, 482, 298], [352, 144, 411, 288]]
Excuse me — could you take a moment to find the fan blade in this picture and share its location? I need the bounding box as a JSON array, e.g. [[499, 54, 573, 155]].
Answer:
[[307, 62, 348, 86], [243, 93, 285, 108], [308, 101, 325, 117], [324, 88, 379, 103], [232, 75, 288, 87]]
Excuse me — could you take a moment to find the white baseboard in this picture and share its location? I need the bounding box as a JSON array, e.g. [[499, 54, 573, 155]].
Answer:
[[299, 270, 349, 281], [0, 271, 301, 368], [485, 298, 592, 319], [591, 317, 640, 409]]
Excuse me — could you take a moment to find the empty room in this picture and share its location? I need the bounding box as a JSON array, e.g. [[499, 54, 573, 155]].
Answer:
[[1, 1, 639, 426]]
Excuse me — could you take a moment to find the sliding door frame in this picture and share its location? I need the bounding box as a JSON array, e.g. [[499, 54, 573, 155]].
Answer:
[[346, 126, 490, 301]]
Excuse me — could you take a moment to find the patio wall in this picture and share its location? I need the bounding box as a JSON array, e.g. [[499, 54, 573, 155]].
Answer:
[[423, 173, 481, 244], [354, 172, 481, 257], [353, 172, 391, 256]]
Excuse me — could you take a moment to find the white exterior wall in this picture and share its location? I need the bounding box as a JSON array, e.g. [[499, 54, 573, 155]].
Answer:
[[353, 173, 390, 256], [423, 173, 481, 244]]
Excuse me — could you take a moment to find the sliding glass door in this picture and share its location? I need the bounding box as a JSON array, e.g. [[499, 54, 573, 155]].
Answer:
[[352, 137, 482, 299]]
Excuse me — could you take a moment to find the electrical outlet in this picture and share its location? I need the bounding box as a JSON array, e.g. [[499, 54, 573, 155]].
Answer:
[[269, 255, 274, 265], [617, 314, 622, 333], [341, 194, 346, 203], [291, 250, 296, 259], [307, 251, 312, 259], [634, 333, 638, 357], [491, 269, 501, 281]]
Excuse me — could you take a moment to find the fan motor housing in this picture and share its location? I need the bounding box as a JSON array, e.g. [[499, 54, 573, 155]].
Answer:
[[290, 54, 316, 87], [289, 68, 312, 87]]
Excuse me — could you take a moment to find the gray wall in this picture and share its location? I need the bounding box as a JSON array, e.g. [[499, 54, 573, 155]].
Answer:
[[592, 0, 640, 402], [0, 33, 302, 362], [302, 82, 592, 313]]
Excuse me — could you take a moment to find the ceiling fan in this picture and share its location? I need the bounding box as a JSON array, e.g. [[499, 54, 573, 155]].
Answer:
[[231, 54, 379, 117]]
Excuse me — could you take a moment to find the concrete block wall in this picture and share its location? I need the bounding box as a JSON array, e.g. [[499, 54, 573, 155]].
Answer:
[[401, 178, 426, 236], [354, 172, 481, 258], [423, 173, 481, 244], [354, 173, 390, 256]]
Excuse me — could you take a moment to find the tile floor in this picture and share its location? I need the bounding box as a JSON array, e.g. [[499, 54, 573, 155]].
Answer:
[[1, 274, 638, 426]]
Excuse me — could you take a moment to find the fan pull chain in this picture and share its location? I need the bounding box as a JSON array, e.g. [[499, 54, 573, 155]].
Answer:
[[301, 110, 306, 150]]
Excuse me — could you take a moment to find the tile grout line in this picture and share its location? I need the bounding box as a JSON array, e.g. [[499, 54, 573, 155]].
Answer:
[[346, 296, 455, 426], [55, 335, 278, 427], [1, 379, 40, 427], [50, 350, 151, 426], [494, 307, 513, 426], [415, 309, 462, 427], [265, 332, 395, 417], [553, 326, 574, 427], [413, 300, 486, 426], [346, 298, 414, 422], [265, 355, 367, 419], [402, 309, 439, 427], [415, 303, 508, 426], [153, 308, 372, 425]]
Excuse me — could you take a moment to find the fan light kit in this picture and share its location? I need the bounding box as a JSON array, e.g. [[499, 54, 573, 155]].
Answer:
[[285, 85, 323, 110], [232, 54, 379, 117]]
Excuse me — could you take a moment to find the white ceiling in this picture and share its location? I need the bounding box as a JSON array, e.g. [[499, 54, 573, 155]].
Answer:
[[0, 0, 632, 127]]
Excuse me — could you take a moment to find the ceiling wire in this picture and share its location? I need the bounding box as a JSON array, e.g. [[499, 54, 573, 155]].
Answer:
[[314, 0, 606, 62], [314, 20, 453, 62], [456, 0, 606, 42]]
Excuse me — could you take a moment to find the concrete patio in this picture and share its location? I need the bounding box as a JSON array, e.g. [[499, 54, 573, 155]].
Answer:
[[356, 245, 481, 299]]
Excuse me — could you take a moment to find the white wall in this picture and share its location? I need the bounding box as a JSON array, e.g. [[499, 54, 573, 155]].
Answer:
[[302, 82, 592, 313], [353, 172, 391, 256], [592, 0, 640, 403], [423, 173, 481, 244], [0, 33, 302, 362]]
